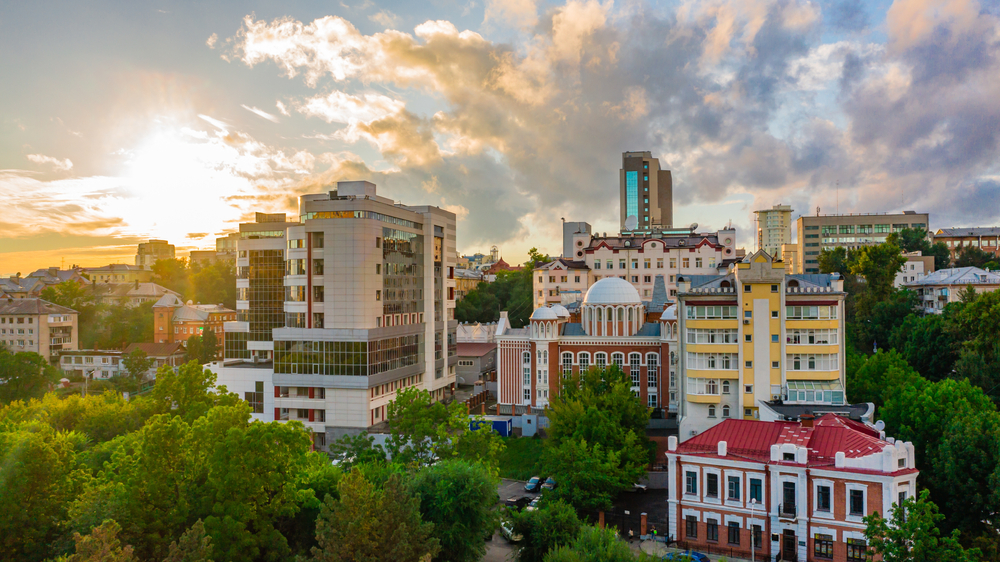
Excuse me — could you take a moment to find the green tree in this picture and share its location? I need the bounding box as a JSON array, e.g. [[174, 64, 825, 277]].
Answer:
[[888, 314, 959, 381], [185, 335, 205, 364], [163, 520, 214, 562], [951, 348, 1000, 406], [886, 227, 931, 254], [864, 489, 980, 562], [94, 302, 155, 350], [543, 526, 642, 562], [190, 261, 237, 310], [153, 258, 191, 297], [846, 349, 925, 409], [951, 289, 1000, 363], [150, 361, 239, 421], [200, 328, 219, 363], [412, 459, 498, 562], [933, 410, 1000, 538], [511, 499, 582, 562], [328, 433, 388, 469], [929, 241, 953, 270], [956, 245, 993, 268], [0, 349, 58, 403], [310, 469, 439, 562], [850, 242, 907, 318], [41, 280, 95, 310], [121, 349, 154, 394], [69, 520, 138, 562], [851, 289, 919, 354]]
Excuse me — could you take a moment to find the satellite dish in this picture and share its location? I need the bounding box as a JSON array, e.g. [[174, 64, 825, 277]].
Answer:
[[874, 420, 885, 431], [625, 215, 638, 231], [690, 223, 698, 231]]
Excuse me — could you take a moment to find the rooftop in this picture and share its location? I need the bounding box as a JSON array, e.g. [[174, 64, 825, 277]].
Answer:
[[935, 227, 1000, 237], [0, 298, 77, 315], [124, 342, 185, 357], [904, 266, 1000, 287], [456, 342, 497, 357]]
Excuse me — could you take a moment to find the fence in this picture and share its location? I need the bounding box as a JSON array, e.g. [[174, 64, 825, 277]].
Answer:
[[463, 389, 493, 413], [675, 540, 759, 560]]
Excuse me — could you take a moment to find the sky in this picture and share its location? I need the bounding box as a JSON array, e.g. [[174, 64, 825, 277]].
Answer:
[[2, 0, 999, 274]]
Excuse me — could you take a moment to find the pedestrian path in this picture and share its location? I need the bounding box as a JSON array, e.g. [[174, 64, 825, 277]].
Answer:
[[636, 539, 755, 562]]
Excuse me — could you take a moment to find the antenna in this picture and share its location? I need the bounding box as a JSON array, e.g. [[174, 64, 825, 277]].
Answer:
[[816, 206, 820, 217]]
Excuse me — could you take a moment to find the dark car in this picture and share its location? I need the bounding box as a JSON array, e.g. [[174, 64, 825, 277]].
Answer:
[[524, 476, 544, 493], [662, 551, 710, 562], [504, 496, 532, 510], [541, 477, 557, 491]]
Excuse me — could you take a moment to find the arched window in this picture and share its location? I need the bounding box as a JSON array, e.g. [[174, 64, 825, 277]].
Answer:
[[597, 308, 603, 322], [788, 279, 800, 288], [708, 405, 717, 417], [522, 351, 531, 364], [562, 352, 573, 375], [646, 353, 659, 388], [708, 355, 717, 369], [722, 381, 731, 394], [629, 353, 642, 387], [722, 355, 731, 369], [706, 379, 718, 394], [612, 352, 625, 370], [595, 352, 608, 370], [720, 280, 731, 288], [617, 308, 624, 322], [628, 307, 633, 322], [578, 352, 590, 372], [722, 405, 731, 418]]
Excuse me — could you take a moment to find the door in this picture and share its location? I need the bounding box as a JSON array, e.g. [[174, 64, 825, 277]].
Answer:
[[782, 530, 797, 562], [782, 482, 796, 516]]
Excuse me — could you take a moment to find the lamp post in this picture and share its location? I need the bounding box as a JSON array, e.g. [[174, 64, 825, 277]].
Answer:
[[749, 498, 758, 562]]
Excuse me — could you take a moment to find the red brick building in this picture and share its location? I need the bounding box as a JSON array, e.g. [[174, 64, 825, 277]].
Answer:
[[666, 415, 918, 562], [152, 294, 236, 358]]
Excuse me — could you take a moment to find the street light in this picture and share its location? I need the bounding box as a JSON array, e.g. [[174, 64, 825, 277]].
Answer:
[[749, 498, 758, 562]]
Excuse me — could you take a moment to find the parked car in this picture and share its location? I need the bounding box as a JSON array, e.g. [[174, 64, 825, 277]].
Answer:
[[541, 477, 558, 491], [500, 520, 523, 542], [504, 496, 532, 510], [662, 551, 710, 562], [632, 483, 648, 493], [525, 476, 543, 493], [525, 497, 542, 511]]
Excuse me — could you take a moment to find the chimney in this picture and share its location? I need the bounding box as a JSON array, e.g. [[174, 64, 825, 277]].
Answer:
[[718, 441, 727, 457], [800, 414, 815, 428]]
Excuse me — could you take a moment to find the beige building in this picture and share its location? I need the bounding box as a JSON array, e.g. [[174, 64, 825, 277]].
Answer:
[[620, 151, 673, 232], [903, 267, 1000, 313], [754, 204, 793, 259], [795, 211, 929, 274], [0, 298, 78, 363], [933, 227, 1000, 261], [136, 239, 176, 267], [83, 264, 154, 284], [781, 243, 799, 274], [894, 251, 935, 288]]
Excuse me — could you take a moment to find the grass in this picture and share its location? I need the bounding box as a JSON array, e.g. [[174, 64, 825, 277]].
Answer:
[[498, 436, 545, 481]]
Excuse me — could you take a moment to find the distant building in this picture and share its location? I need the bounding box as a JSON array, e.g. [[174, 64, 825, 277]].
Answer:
[[89, 282, 179, 307], [795, 211, 929, 274], [135, 239, 176, 267], [754, 204, 793, 260], [933, 227, 1000, 261], [893, 251, 934, 288], [0, 298, 78, 363], [123, 342, 187, 372], [188, 250, 219, 265], [454, 268, 483, 300], [153, 294, 236, 358], [456, 342, 497, 386], [781, 243, 799, 274], [457, 321, 497, 343], [562, 221, 592, 258], [484, 258, 521, 276], [620, 151, 673, 232], [82, 264, 154, 284], [216, 232, 241, 260], [0, 268, 87, 299], [59, 350, 122, 379], [903, 267, 1000, 313], [666, 415, 918, 562]]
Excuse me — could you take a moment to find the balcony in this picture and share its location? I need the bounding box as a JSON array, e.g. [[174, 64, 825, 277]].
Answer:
[[778, 503, 797, 519]]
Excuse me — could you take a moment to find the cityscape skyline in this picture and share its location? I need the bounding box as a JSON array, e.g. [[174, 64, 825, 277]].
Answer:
[[3, 0, 1000, 274]]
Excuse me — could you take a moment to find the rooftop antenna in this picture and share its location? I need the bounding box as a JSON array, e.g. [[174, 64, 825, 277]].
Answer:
[[836, 181, 840, 216]]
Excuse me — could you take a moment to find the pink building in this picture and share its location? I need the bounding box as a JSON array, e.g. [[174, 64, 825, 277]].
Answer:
[[666, 414, 917, 562]]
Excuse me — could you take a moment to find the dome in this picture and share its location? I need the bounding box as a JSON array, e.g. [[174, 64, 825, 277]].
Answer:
[[550, 304, 570, 318], [530, 307, 559, 321], [583, 277, 641, 306], [661, 304, 677, 321]]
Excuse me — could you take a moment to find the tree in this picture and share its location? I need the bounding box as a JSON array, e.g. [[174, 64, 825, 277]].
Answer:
[[121, 349, 154, 394], [851, 289, 919, 354], [150, 361, 239, 421], [929, 241, 953, 270], [190, 261, 237, 310], [310, 469, 439, 562], [933, 410, 1000, 538], [886, 227, 931, 254], [164, 520, 214, 562], [864, 490, 980, 562], [412, 460, 498, 562], [200, 328, 219, 363], [543, 526, 642, 562], [153, 258, 191, 297], [951, 348, 1000, 407], [888, 314, 959, 381], [328, 433, 388, 469], [185, 336, 205, 365], [817, 246, 852, 277], [952, 289, 1000, 363], [69, 520, 138, 562], [956, 245, 993, 268], [542, 368, 651, 511], [0, 349, 58, 403], [93, 302, 155, 350], [511, 499, 582, 562], [850, 242, 907, 318]]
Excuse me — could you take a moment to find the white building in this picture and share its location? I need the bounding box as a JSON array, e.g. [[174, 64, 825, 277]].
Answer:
[[893, 251, 934, 288], [211, 181, 457, 449], [754, 204, 793, 260], [903, 266, 1000, 313]]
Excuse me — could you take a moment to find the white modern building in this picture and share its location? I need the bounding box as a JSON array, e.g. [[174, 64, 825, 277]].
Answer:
[[903, 266, 1000, 313], [211, 181, 458, 449]]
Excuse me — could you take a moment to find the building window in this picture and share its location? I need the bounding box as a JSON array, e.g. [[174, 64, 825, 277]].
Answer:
[[685, 471, 697, 495], [846, 539, 868, 562], [749, 478, 762, 503], [686, 516, 698, 539], [722, 381, 730, 394], [728, 522, 740, 545], [562, 352, 573, 375], [722, 405, 730, 417], [772, 334, 779, 342], [850, 489, 865, 516], [753, 526, 763, 550], [815, 534, 833, 559], [706, 473, 719, 498], [745, 361, 752, 368], [708, 405, 716, 418], [727, 476, 740, 500], [817, 485, 831, 512], [706, 519, 719, 542], [771, 284, 779, 292]]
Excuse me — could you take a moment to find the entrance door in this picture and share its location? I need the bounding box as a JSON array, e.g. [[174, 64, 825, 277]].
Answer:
[[782, 530, 797, 562]]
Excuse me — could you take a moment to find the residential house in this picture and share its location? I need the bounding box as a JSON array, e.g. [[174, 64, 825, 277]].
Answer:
[[0, 298, 78, 363], [903, 267, 1000, 313]]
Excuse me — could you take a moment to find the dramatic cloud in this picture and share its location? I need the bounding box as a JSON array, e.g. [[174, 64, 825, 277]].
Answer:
[[241, 104, 281, 122], [26, 154, 73, 171]]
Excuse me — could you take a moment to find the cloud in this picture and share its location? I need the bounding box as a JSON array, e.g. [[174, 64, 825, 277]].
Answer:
[[206, 33, 218, 49], [368, 9, 402, 29], [26, 154, 73, 172], [241, 104, 281, 122], [298, 91, 405, 124], [276, 100, 291, 116], [483, 0, 538, 29]]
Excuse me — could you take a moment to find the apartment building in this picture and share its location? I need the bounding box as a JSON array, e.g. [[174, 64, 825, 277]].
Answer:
[[893, 251, 934, 288], [135, 239, 175, 267], [60, 350, 123, 379], [534, 226, 740, 308], [0, 298, 78, 363], [903, 267, 1000, 313], [211, 181, 457, 448], [153, 293, 236, 358], [89, 282, 179, 307], [755, 204, 793, 260], [666, 415, 918, 562], [83, 264, 154, 284], [676, 250, 846, 437], [620, 151, 673, 232], [795, 212, 929, 274], [933, 227, 1000, 261]]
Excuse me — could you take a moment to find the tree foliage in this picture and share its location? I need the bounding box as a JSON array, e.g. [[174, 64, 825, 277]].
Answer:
[[0, 348, 58, 403], [511, 498, 582, 562], [412, 459, 498, 562], [956, 245, 994, 268], [455, 248, 549, 327], [850, 242, 907, 317], [68, 520, 138, 562], [543, 526, 645, 562], [864, 489, 980, 562], [120, 350, 154, 394]]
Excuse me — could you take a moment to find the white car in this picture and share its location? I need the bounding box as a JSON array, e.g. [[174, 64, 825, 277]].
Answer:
[[500, 520, 523, 542]]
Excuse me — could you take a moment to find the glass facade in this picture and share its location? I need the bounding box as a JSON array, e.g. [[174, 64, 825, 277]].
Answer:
[[236, 249, 285, 342], [383, 227, 424, 317], [273, 335, 422, 376], [301, 210, 422, 230], [625, 171, 639, 220], [224, 331, 250, 360]]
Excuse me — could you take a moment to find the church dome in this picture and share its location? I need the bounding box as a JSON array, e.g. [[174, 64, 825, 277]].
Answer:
[[530, 307, 559, 321], [550, 304, 570, 318], [583, 277, 641, 306]]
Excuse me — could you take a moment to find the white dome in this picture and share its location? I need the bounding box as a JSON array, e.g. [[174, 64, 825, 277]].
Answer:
[[661, 304, 677, 320], [583, 277, 641, 306], [530, 307, 559, 320], [550, 304, 570, 318]]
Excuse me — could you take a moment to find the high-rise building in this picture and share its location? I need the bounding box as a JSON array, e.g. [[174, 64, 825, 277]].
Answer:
[[135, 239, 175, 267], [754, 204, 793, 259], [676, 250, 846, 437], [795, 211, 929, 274], [620, 152, 673, 232], [212, 181, 457, 449]]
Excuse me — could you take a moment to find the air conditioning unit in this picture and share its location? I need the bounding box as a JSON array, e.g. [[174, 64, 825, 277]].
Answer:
[[743, 319, 751, 324]]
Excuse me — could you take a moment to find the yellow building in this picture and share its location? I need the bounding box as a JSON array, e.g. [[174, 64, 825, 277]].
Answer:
[[676, 250, 845, 437]]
